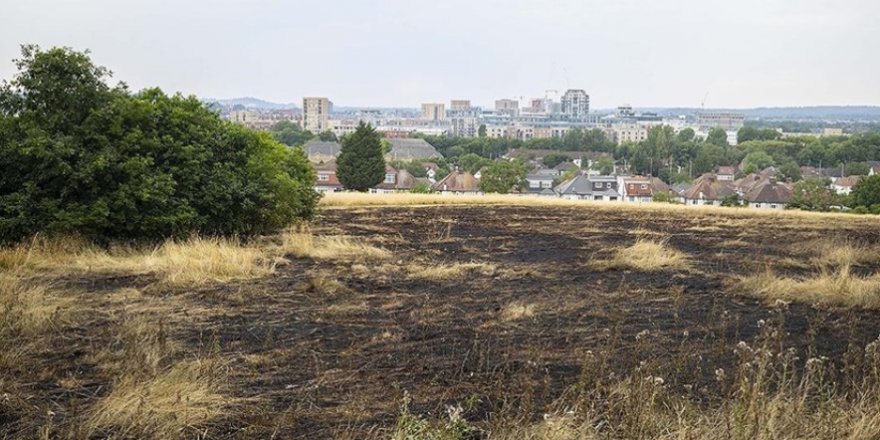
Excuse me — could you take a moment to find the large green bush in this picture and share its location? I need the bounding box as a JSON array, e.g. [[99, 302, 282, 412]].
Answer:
[[0, 45, 318, 243]]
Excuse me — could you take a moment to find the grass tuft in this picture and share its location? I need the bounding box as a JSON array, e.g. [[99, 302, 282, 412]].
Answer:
[[602, 239, 690, 272], [281, 230, 391, 261], [737, 265, 880, 308]]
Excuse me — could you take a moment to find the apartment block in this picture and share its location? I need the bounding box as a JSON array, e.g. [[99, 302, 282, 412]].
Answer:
[[303, 97, 331, 133]]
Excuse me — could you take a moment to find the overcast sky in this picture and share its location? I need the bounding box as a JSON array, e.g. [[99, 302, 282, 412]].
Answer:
[[2, 0, 878, 109]]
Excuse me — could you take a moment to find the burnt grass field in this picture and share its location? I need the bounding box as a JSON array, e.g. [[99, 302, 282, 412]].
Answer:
[[6, 204, 880, 438]]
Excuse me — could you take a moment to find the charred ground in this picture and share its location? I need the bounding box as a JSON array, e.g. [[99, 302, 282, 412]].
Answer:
[[4, 204, 880, 439]]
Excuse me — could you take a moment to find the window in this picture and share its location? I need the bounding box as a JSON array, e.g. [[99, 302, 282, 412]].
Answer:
[[318, 174, 329, 182], [384, 174, 395, 184], [640, 184, 647, 190]]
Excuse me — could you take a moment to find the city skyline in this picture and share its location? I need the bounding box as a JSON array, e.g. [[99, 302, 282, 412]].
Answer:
[[2, 0, 878, 109]]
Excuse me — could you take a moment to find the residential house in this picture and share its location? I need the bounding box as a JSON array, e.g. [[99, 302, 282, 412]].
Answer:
[[832, 176, 861, 195], [526, 168, 559, 192], [314, 160, 343, 193], [588, 175, 621, 201], [554, 161, 580, 174], [869, 163, 880, 176], [373, 168, 432, 193], [554, 174, 593, 200], [622, 176, 671, 203], [433, 170, 481, 195], [741, 180, 793, 209], [386, 138, 443, 161], [680, 173, 736, 205], [303, 140, 341, 163], [717, 166, 736, 181]]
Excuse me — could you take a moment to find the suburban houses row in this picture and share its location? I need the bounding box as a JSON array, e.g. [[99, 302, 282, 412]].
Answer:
[[304, 138, 879, 209]]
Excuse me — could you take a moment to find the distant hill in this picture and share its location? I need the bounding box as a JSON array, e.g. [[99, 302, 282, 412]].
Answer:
[[206, 97, 299, 110]]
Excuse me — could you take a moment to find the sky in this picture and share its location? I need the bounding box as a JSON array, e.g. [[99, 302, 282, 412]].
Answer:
[[1, 0, 878, 109]]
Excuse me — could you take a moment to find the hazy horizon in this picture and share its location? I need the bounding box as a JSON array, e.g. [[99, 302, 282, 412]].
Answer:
[[2, 0, 878, 109]]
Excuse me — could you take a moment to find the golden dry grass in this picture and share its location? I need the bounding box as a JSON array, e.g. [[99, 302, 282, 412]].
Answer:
[[499, 302, 537, 321], [318, 192, 880, 224], [0, 274, 68, 337], [802, 239, 880, 268], [84, 359, 226, 439], [602, 239, 690, 272], [738, 266, 880, 308], [405, 262, 497, 280], [281, 230, 391, 261], [0, 236, 273, 287]]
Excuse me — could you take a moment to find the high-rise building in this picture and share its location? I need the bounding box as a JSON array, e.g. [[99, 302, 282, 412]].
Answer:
[[302, 97, 331, 133], [495, 99, 520, 117], [450, 100, 471, 111], [561, 89, 590, 118], [421, 103, 446, 121]]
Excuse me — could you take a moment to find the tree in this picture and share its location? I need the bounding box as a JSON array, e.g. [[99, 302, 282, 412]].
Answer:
[[788, 177, 839, 211], [677, 128, 695, 143], [706, 128, 729, 147], [336, 122, 385, 192], [778, 161, 802, 182], [737, 126, 781, 143], [457, 153, 490, 174], [0, 45, 319, 243], [478, 160, 527, 194], [741, 151, 775, 174], [478, 124, 487, 138], [851, 175, 880, 209], [318, 130, 338, 142], [269, 120, 313, 146], [720, 194, 744, 207], [591, 157, 615, 175], [542, 153, 569, 168]]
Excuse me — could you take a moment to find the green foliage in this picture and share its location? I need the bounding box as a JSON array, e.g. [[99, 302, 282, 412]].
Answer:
[[317, 130, 337, 142], [652, 192, 678, 203], [706, 128, 730, 147], [787, 177, 840, 211], [851, 175, 880, 209], [390, 160, 428, 178], [720, 194, 744, 207], [410, 182, 432, 194], [542, 153, 569, 168], [456, 153, 490, 174], [478, 160, 527, 194], [676, 128, 695, 143], [336, 122, 385, 192], [392, 393, 475, 440], [591, 156, 615, 175], [741, 151, 775, 174], [0, 45, 318, 243], [477, 124, 487, 138], [737, 126, 782, 143], [778, 161, 802, 182], [844, 162, 870, 176], [269, 120, 313, 146]]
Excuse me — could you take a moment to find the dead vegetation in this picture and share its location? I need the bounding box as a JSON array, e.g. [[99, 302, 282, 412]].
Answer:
[[281, 228, 392, 261], [600, 239, 690, 272]]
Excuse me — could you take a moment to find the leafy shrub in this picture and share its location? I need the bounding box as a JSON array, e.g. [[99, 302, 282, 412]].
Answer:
[[0, 45, 318, 243]]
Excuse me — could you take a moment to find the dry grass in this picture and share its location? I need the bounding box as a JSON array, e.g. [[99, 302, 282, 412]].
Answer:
[[803, 239, 880, 268], [0, 274, 68, 337], [319, 192, 880, 224], [738, 266, 880, 308], [499, 302, 537, 321], [0, 236, 273, 287], [281, 229, 391, 261], [85, 359, 226, 439], [405, 262, 497, 280], [601, 239, 690, 272]]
